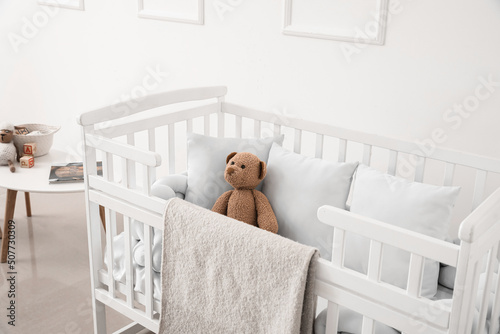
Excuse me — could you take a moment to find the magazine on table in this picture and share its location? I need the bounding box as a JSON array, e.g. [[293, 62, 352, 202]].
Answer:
[[49, 162, 102, 183]]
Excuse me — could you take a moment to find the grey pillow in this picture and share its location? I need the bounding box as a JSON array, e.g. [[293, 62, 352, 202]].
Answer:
[[185, 133, 284, 209], [262, 143, 358, 260]]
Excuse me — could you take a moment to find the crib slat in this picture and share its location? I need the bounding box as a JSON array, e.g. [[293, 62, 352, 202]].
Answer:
[[490, 244, 500, 334], [332, 228, 346, 266], [143, 224, 154, 318], [472, 170, 488, 211], [103, 153, 117, 236], [361, 317, 375, 334], [218, 112, 225, 138], [123, 216, 135, 308], [387, 150, 398, 176], [147, 128, 156, 152], [122, 158, 129, 188], [105, 207, 116, 299], [274, 123, 281, 137], [361, 240, 383, 334], [325, 301, 339, 334], [367, 240, 383, 280], [204, 114, 210, 135], [254, 120, 261, 138], [406, 254, 425, 297], [338, 139, 347, 163], [414, 157, 426, 183], [329, 227, 345, 334], [168, 123, 175, 174], [143, 165, 152, 196], [186, 119, 193, 134], [443, 163, 455, 186], [127, 134, 137, 189], [315, 134, 324, 159], [147, 129, 156, 183], [104, 152, 114, 182], [294, 129, 302, 154], [235, 116, 243, 138], [362, 144, 372, 166], [476, 245, 499, 334]]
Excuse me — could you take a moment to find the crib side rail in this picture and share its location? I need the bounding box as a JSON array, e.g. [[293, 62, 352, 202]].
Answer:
[[317, 206, 460, 267], [82, 124, 170, 333], [316, 205, 460, 334]]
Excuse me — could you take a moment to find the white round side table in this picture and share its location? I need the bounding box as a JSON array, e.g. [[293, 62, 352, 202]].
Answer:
[[0, 150, 84, 263]]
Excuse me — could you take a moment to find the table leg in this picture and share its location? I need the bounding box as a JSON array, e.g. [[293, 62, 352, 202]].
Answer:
[[1, 189, 18, 263], [25, 192, 32, 217]]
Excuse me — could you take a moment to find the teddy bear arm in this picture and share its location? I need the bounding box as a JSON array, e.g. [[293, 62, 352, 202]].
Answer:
[[212, 190, 233, 215], [253, 190, 278, 234]]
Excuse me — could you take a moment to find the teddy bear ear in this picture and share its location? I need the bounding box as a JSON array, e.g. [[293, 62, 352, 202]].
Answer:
[[259, 161, 267, 180], [226, 152, 237, 164]]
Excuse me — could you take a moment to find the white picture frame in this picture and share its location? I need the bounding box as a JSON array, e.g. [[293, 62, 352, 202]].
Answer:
[[38, 0, 85, 11], [283, 0, 389, 45], [138, 0, 204, 25]]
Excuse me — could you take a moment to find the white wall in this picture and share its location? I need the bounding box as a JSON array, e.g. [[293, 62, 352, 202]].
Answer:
[[1, 0, 500, 235], [1, 0, 500, 159]]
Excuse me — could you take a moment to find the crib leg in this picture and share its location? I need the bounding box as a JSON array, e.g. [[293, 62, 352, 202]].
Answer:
[[92, 299, 107, 334]]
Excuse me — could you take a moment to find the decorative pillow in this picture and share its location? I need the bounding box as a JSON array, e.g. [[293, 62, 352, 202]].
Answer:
[[184, 133, 284, 209], [262, 143, 358, 261], [345, 164, 461, 298]]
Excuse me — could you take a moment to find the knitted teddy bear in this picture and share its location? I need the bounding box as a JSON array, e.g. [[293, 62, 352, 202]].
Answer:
[[212, 152, 278, 233], [0, 122, 18, 173]]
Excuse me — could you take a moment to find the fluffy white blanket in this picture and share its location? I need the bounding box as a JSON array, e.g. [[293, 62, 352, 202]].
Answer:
[[158, 198, 319, 334]]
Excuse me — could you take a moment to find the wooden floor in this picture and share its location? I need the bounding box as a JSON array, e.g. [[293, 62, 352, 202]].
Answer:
[[0, 190, 140, 334]]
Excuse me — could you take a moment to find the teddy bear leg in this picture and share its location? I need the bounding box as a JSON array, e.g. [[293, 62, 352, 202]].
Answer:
[[8, 160, 15, 173]]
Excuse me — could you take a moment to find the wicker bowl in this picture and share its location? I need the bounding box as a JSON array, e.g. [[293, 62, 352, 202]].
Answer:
[[14, 124, 60, 157]]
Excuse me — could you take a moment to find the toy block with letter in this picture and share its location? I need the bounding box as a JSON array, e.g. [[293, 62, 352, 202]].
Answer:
[[20, 155, 35, 168], [14, 126, 30, 135], [23, 143, 37, 156]]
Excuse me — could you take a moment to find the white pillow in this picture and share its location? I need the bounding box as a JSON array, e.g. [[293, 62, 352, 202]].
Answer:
[[262, 143, 358, 260], [345, 164, 461, 298], [184, 133, 284, 209]]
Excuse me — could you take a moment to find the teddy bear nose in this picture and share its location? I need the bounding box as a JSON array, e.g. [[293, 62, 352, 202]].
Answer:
[[226, 167, 235, 175]]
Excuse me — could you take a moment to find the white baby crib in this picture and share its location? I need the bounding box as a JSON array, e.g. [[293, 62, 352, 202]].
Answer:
[[77, 86, 500, 334]]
